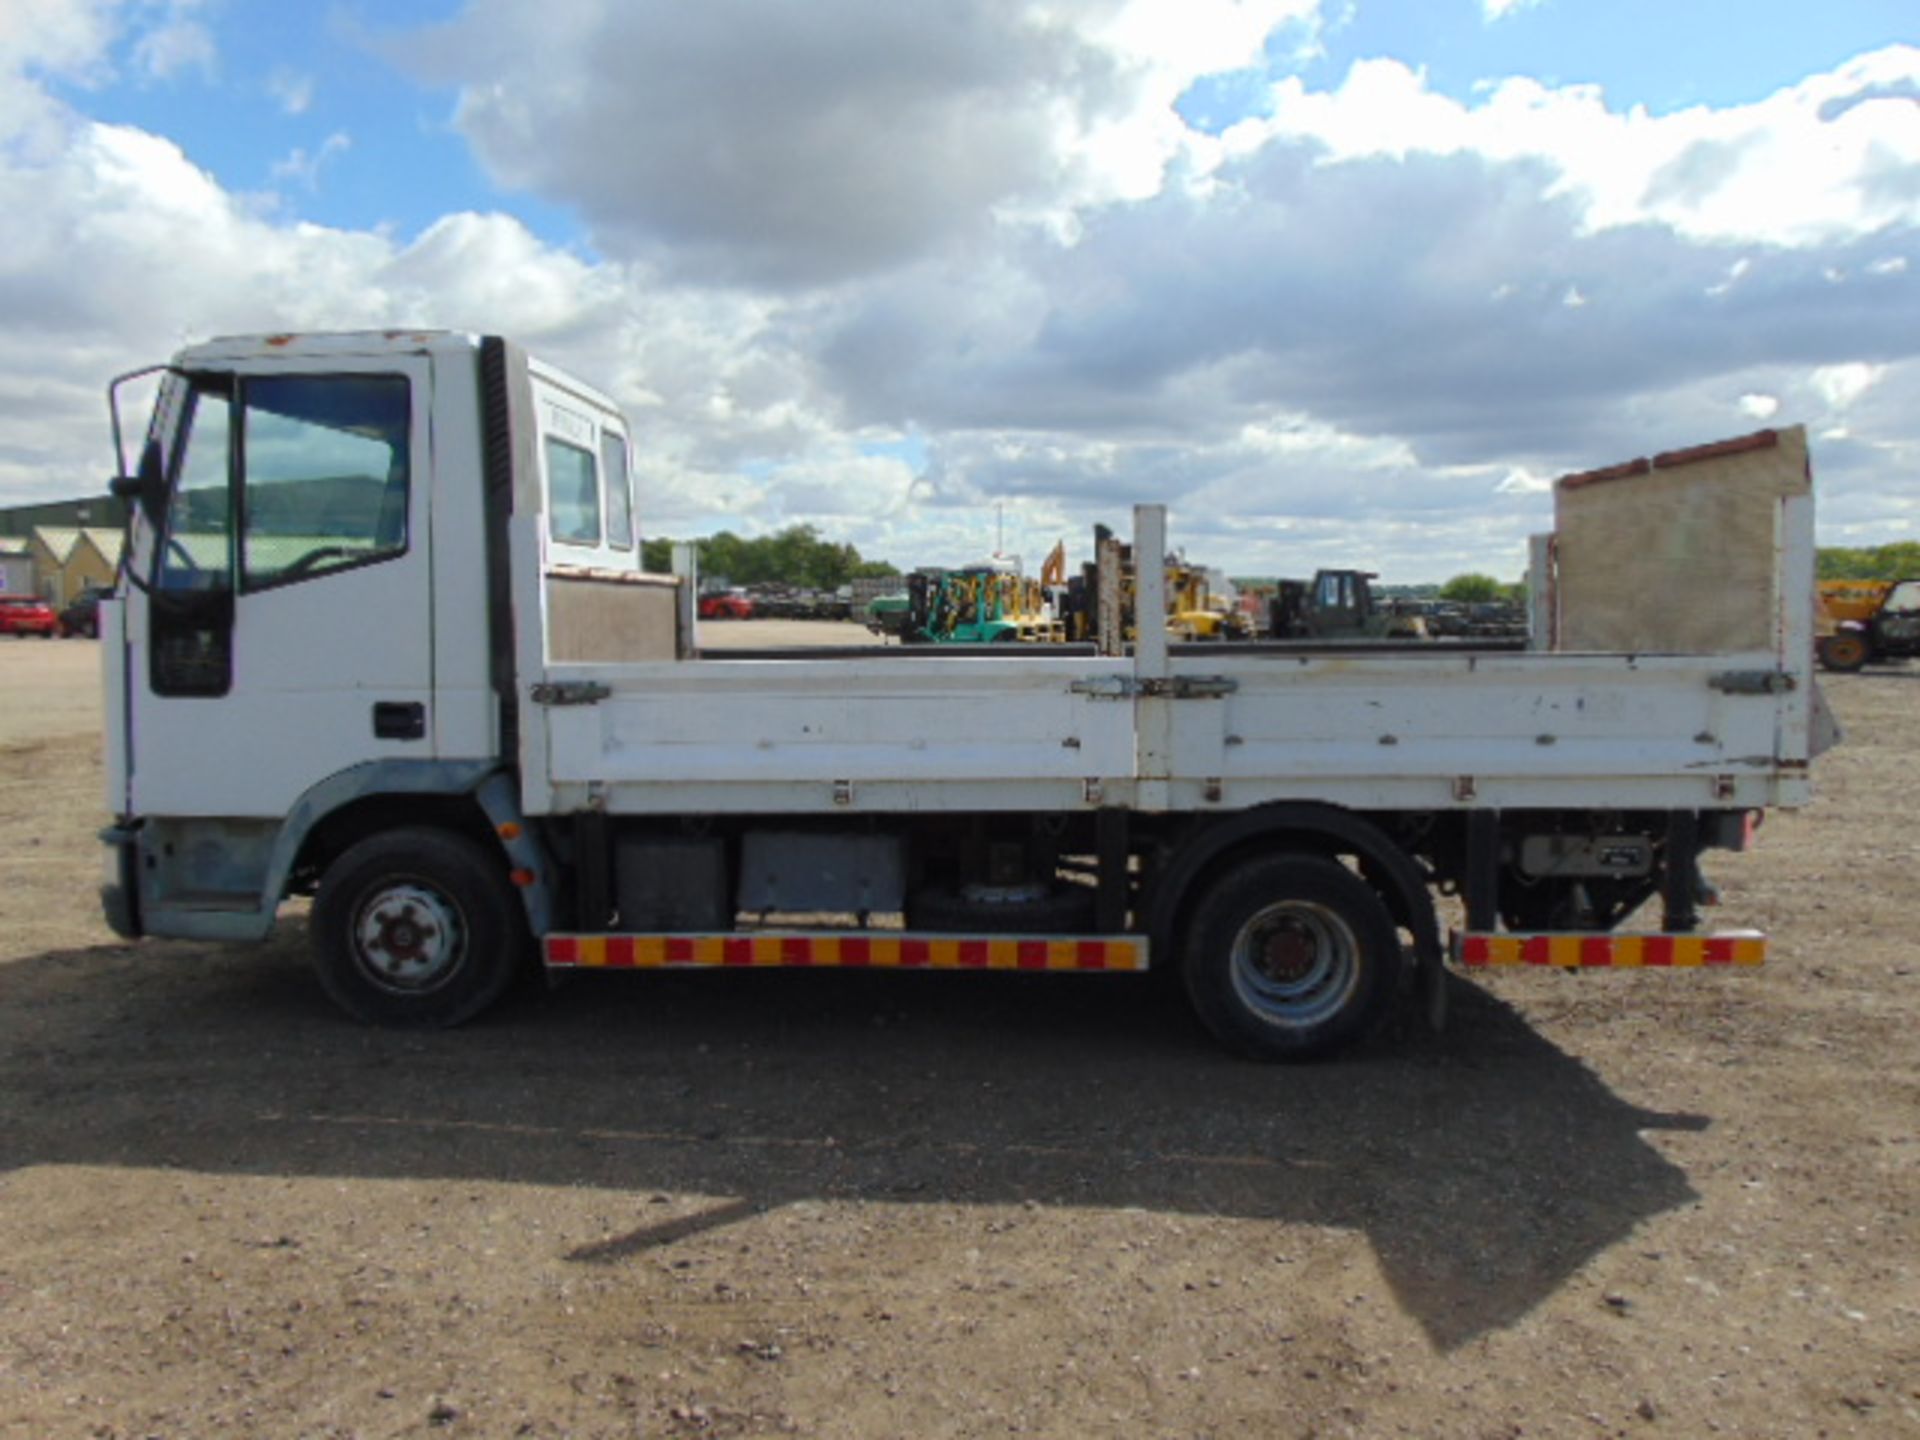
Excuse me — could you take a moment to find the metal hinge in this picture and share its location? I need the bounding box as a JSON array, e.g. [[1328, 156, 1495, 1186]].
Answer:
[[530, 680, 613, 707], [1070, 675, 1238, 700], [1156, 676, 1238, 700], [1710, 671, 1795, 695]]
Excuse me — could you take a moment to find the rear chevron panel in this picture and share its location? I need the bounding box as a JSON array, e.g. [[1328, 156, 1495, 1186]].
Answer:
[[546, 932, 1148, 972], [1452, 930, 1765, 968]]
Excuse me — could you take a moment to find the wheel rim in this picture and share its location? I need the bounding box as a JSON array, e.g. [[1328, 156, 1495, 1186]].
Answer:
[[1827, 635, 1867, 667], [1228, 899, 1362, 1030], [349, 880, 467, 996]]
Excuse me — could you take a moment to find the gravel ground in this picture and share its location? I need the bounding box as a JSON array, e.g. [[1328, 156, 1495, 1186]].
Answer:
[[695, 619, 875, 650], [0, 635, 1914, 1439]]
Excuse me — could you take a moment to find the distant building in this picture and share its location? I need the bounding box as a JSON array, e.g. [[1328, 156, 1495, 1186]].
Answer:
[[0, 495, 127, 600], [29, 527, 123, 605], [0, 536, 32, 595]]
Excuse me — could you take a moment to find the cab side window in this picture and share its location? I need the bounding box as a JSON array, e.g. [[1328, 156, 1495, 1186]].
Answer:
[[151, 380, 237, 696], [601, 432, 634, 551], [242, 375, 411, 590], [158, 384, 233, 593], [546, 437, 601, 545]]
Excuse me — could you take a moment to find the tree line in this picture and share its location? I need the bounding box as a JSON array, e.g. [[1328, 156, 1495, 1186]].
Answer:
[[634, 528, 1919, 596], [1391, 545, 1920, 603], [1816, 542, 1920, 580], [641, 524, 899, 590]]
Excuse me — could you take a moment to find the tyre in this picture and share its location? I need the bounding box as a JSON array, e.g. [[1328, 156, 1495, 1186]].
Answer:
[[310, 827, 529, 1027], [1818, 632, 1870, 673], [1181, 853, 1403, 1060]]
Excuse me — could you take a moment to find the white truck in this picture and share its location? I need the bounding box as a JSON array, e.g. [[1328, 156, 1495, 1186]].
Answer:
[[97, 331, 1831, 1059]]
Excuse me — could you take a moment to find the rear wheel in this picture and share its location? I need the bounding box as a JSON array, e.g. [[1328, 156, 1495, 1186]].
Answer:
[[310, 827, 528, 1027], [1182, 853, 1403, 1060], [1818, 632, 1870, 672]]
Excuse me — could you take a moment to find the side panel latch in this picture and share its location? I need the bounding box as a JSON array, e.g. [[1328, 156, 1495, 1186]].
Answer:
[[531, 680, 613, 707], [1710, 670, 1794, 695], [1070, 675, 1134, 700]]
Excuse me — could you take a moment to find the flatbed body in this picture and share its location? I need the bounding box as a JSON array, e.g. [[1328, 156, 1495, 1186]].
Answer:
[[527, 644, 1809, 818]]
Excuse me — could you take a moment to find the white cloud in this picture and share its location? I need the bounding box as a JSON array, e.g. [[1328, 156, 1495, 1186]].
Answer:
[[1, 3, 1918, 582], [1810, 362, 1886, 411], [1482, 0, 1546, 20], [1252, 46, 1920, 247], [130, 1, 215, 81], [399, 0, 1319, 287], [0, 0, 116, 144], [270, 130, 350, 190], [266, 66, 312, 115], [0, 0, 118, 72], [131, 20, 211, 80]]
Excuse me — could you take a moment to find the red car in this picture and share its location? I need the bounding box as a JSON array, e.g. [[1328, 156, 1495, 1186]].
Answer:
[[0, 594, 58, 638], [698, 590, 755, 620]]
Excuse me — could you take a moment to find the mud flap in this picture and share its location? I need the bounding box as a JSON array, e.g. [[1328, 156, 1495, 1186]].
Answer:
[[1422, 942, 1449, 1033]]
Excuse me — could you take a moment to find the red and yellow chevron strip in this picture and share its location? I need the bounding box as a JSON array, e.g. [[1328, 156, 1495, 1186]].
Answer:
[[545, 932, 1149, 973], [1451, 930, 1765, 968]]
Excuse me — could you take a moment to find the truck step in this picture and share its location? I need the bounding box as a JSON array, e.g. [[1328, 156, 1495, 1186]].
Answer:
[[1451, 930, 1765, 969], [545, 931, 1148, 973]]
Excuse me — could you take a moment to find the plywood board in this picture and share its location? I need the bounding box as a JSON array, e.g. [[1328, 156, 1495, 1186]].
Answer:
[[1553, 427, 1807, 654], [547, 569, 680, 662]]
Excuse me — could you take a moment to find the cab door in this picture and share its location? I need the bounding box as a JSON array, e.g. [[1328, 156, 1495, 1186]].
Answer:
[[127, 356, 436, 819]]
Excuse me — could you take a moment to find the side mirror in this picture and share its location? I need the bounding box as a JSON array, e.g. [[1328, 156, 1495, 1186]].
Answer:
[[109, 438, 167, 524], [109, 470, 162, 526]]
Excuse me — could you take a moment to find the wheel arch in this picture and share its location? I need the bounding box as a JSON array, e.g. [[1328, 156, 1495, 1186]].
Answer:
[[264, 761, 549, 936], [292, 793, 492, 886], [1145, 803, 1441, 974]]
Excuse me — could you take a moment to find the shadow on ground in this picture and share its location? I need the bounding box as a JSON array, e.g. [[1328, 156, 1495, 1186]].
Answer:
[[0, 930, 1706, 1350]]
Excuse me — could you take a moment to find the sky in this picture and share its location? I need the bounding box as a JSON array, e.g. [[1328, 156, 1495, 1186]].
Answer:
[[1, 0, 1916, 581]]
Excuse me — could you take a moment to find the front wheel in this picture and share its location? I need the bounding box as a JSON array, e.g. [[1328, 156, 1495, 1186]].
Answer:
[[1181, 853, 1404, 1060], [310, 827, 529, 1027]]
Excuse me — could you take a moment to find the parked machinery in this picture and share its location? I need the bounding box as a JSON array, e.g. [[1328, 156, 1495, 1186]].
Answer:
[[1269, 569, 1429, 641], [905, 566, 1057, 643], [1816, 578, 1920, 671]]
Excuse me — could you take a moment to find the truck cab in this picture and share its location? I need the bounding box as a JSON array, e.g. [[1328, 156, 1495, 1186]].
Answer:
[[102, 332, 639, 942]]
